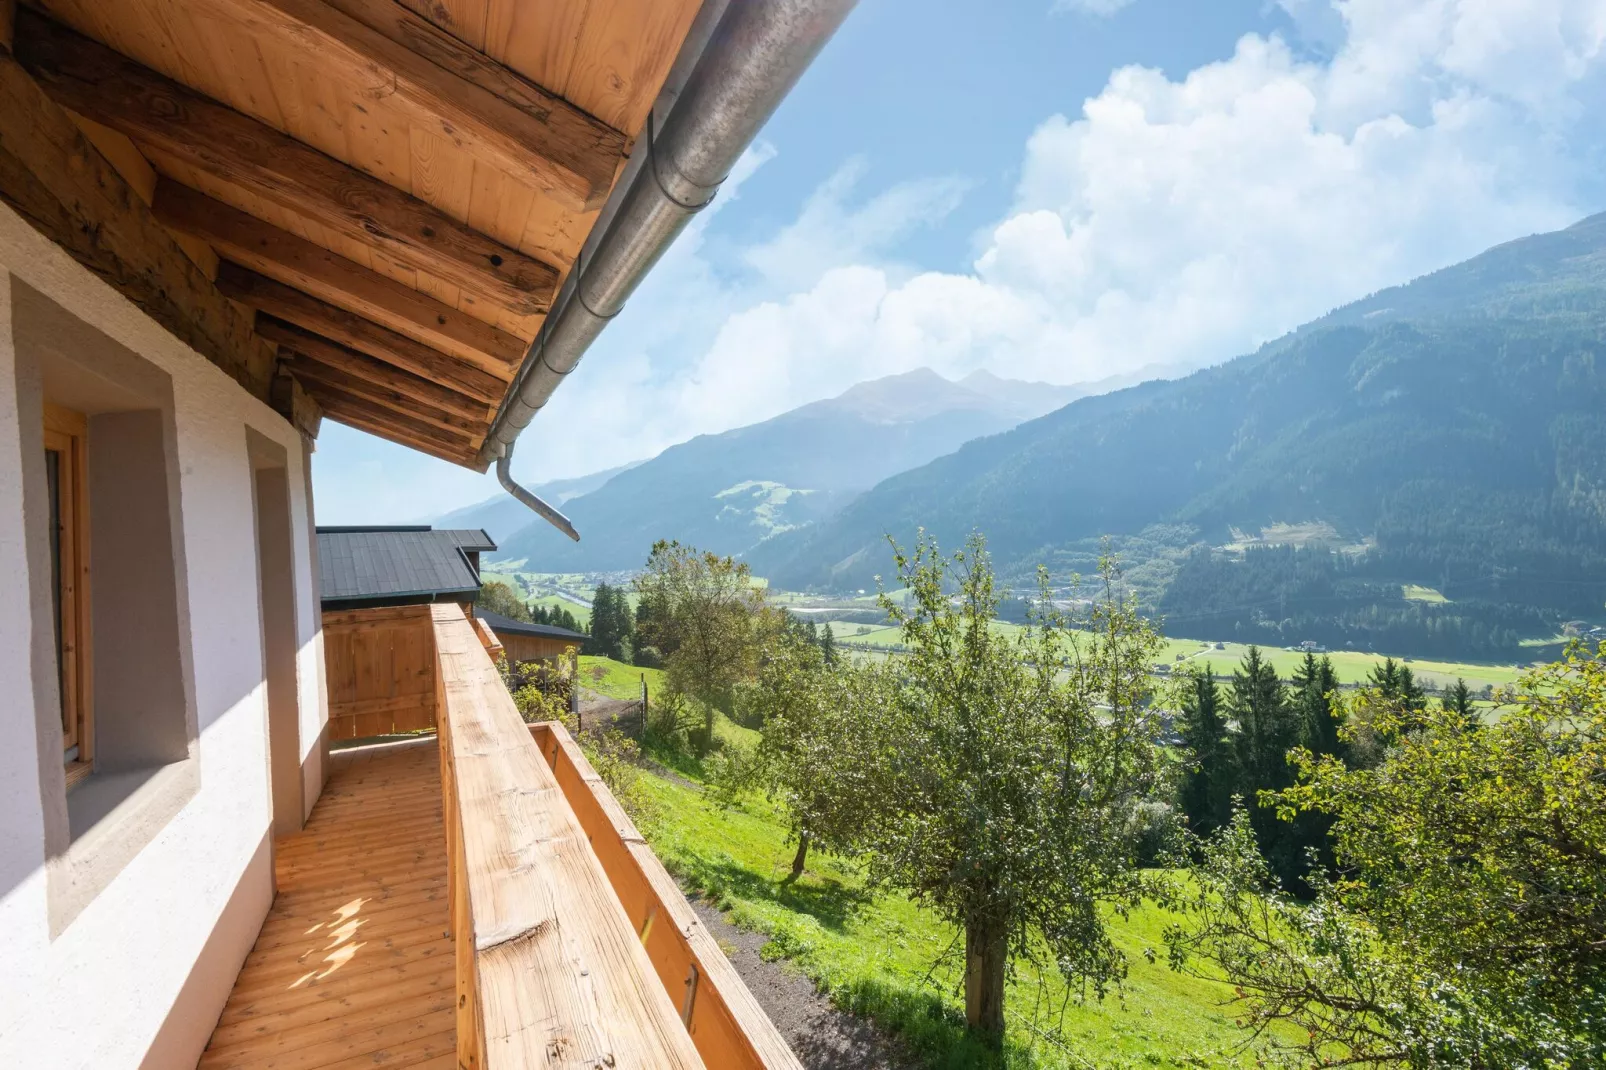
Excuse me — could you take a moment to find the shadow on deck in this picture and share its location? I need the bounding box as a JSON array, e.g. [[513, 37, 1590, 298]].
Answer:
[[200, 737, 452, 1070]]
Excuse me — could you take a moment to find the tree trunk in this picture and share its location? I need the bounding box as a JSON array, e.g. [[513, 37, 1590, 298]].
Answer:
[[700, 703, 715, 755], [964, 913, 1008, 1043], [785, 832, 810, 883]]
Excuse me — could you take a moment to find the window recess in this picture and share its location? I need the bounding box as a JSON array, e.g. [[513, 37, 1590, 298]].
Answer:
[[44, 402, 92, 789]]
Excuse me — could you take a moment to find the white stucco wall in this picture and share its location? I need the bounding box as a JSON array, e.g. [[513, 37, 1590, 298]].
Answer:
[[0, 204, 326, 1067]]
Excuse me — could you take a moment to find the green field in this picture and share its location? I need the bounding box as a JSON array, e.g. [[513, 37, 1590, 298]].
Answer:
[[839, 625, 1526, 692], [1167, 639, 1523, 691], [477, 569, 526, 593], [634, 758, 1266, 1068], [532, 595, 591, 627]]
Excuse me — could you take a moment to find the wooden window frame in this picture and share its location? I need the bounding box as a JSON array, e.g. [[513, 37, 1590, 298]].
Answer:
[[45, 402, 93, 789]]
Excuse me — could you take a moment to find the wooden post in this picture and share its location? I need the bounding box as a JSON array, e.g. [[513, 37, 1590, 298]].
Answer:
[[571, 650, 580, 732]]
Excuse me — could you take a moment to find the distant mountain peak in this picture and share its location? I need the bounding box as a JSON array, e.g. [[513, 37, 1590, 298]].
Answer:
[[819, 367, 1000, 423]]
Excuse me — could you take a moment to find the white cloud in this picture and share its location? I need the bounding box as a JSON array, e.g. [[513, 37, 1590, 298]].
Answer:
[[744, 160, 967, 290]]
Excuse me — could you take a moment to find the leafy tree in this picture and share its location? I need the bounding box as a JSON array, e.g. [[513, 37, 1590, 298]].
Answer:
[[726, 628, 887, 881], [861, 534, 1167, 1044], [1228, 646, 1304, 891], [1175, 665, 1235, 839], [634, 541, 766, 754], [477, 580, 532, 623], [1164, 643, 1606, 1068]]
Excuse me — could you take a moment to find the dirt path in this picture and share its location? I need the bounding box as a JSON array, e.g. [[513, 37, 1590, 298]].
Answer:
[[689, 897, 921, 1070], [576, 688, 635, 722]]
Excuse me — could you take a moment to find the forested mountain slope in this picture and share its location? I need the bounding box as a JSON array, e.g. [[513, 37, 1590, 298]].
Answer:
[[752, 213, 1606, 657], [496, 368, 1086, 571]]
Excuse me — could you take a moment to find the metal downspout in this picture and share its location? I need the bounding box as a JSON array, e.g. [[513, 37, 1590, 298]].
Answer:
[[484, 0, 858, 538]]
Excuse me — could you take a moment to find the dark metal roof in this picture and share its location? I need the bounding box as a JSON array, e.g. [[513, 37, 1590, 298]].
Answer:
[[476, 609, 586, 643], [439, 528, 498, 554], [316, 526, 496, 608]]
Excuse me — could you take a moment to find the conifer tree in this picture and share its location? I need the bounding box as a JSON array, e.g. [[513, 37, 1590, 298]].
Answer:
[[1368, 656, 1427, 712], [585, 582, 630, 661], [1443, 677, 1476, 726], [1292, 653, 1343, 760], [1287, 652, 1342, 890], [1177, 665, 1235, 839], [819, 622, 838, 665], [1227, 646, 1303, 891]]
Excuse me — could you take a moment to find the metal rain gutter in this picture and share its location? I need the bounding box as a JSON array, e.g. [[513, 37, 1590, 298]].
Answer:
[[485, 0, 859, 540]]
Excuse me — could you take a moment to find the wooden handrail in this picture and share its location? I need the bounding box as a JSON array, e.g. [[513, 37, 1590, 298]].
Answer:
[[530, 722, 804, 1070], [431, 603, 703, 1068], [469, 611, 503, 660]]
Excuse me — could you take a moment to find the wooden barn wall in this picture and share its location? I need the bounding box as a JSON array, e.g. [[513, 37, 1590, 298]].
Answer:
[[499, 632, 580, 664], [321, 605, 438, 740]]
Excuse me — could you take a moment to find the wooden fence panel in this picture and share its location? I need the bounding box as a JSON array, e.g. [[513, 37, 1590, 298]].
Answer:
[[322, 605, 437, 740]]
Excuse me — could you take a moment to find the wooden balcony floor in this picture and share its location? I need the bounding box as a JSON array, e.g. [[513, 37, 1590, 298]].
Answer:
[[200, 737, 454, 1070]]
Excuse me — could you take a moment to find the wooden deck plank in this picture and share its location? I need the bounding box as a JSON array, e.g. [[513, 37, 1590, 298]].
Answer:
[[201, 738, 452, 1070]]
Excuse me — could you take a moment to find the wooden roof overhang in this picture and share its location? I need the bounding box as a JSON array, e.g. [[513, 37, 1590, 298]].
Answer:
[[0, 0, 704, 464]]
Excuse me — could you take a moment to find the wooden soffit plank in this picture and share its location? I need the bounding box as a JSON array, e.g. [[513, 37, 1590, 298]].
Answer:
[[203, 0, 627, 211], [14, 7, 560, 314], [223, 263, 510, 403], [0, 47, 277, 403], [154, 181, 527, 369]]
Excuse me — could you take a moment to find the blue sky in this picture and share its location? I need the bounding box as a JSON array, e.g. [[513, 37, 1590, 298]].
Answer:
[[312, 0, 1606, 523]]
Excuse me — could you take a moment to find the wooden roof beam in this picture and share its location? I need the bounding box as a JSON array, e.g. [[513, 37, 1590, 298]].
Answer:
[[154, 182, 527, 369], [285, 350, 481, 438], [210, 0, 627, 211], [304, 382, 479, 464], [14, 8, 559, 314], [223, 264, 510, 403], [265, 323, 488, 422], [0, 44, 279, 404]]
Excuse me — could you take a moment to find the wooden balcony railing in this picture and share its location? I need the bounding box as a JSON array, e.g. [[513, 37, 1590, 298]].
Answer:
[[530, 720, 802, 1070], [430, 603, 801, 1070]]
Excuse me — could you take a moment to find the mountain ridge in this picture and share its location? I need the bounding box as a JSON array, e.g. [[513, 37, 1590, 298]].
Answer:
[[747, 212, 1606, 656], [492, 368, 1098, 571]]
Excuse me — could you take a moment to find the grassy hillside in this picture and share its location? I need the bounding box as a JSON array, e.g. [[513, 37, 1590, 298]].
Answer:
[[634, 762, 1268, 1068], [576, 655, 662, 699]]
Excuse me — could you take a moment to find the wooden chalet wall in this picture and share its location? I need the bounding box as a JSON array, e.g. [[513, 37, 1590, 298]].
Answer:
[[322, 604, 439, 740]]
